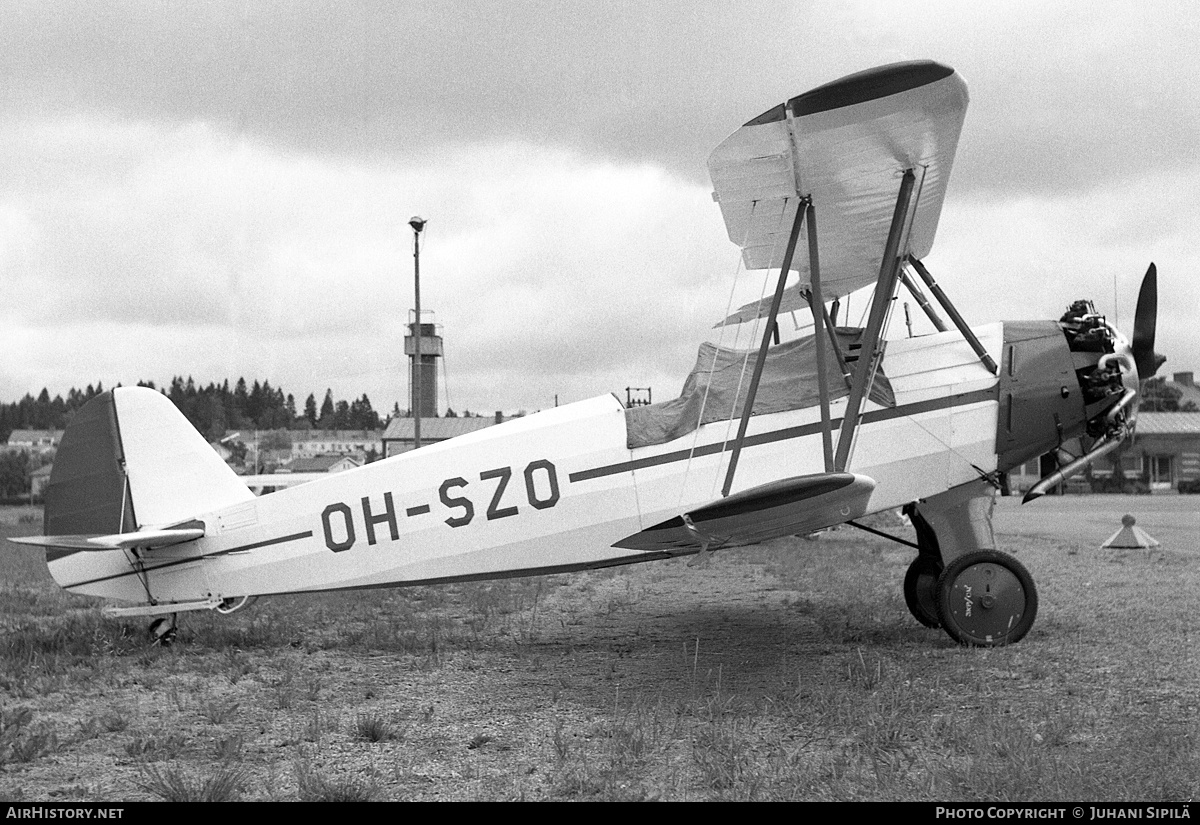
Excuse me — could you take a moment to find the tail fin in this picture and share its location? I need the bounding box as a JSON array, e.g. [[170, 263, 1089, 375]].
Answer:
[[46, 387, 254, 536]]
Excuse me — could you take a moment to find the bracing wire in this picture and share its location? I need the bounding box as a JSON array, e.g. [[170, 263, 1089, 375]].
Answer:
[[894, 391, 995, 478], [674, 201, 760, 506], [709, 199, 792, 498]]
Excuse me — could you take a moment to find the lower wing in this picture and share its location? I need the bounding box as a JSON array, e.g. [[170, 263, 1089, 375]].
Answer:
[[613, 472, 875, 552]]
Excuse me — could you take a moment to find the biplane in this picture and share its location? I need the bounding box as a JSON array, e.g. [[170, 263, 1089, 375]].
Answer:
[[10, 61, 1163, 647]]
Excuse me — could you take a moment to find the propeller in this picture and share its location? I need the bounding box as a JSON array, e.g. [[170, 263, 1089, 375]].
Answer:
[[1131, 263, 1165, 380]]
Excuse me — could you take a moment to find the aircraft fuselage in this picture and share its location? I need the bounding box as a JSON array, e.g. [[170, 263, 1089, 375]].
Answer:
[[49, 323, 1023, 606]]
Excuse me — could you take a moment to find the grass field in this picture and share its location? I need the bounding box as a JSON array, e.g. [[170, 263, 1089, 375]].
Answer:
[[0, 495, 1197, 801]]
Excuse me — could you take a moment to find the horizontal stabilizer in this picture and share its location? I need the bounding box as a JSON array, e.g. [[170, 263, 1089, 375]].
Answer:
[[10, 527, 205, 552], [614, 472, 875, 553]]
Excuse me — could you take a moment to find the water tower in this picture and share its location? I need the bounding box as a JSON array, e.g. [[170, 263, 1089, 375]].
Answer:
[[405, 310, 443, 418]]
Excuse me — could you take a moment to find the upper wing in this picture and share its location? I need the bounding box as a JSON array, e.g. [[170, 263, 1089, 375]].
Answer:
[[612, 472, 875, 553], [709, 60, 968, 325]]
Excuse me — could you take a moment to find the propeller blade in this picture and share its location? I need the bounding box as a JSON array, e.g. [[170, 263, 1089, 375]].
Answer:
[[1131, 263, 1164, 380]]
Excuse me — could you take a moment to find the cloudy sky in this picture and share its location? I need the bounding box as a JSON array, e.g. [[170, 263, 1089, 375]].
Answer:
[[3, 0, 1198, 417]]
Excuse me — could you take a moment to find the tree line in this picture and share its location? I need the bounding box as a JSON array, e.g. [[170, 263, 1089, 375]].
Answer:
[[1138, 377, 1199, 412], [1, 378, 388, 444]]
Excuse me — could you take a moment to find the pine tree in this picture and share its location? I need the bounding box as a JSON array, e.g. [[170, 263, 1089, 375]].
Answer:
[[318, 390, 335, 429]]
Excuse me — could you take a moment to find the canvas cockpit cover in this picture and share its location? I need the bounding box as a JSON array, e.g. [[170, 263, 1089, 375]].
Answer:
[[626, 329, 894, 449]]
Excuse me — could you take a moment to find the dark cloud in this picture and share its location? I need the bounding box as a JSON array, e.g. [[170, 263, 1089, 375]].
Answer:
[[0, 1, 825, 179], [4, 1, 1196, 196]]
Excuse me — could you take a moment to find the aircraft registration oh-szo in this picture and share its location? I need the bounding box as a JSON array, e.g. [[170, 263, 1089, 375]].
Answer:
[[11, 60, 1164, 647]]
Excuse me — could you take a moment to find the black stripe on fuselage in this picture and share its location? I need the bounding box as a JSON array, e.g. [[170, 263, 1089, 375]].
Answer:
[[58, 530, 314, 590], [217, 530, 314, 555], [569, 387, 996, 484]]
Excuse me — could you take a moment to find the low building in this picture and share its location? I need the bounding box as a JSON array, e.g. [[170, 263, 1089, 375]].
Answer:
[[30, 463, 53, 499], [1006, 456, 1045, 495], [290, 430, 382, 459], [1007, 413, 1200, 495], [1126, 412, 1200, 491], [1167, 371, 1200, 409], [4, 429, 62, 453], [381, 415, 504, 457], [219, 429, 383, 469], [279, 455, 363, 474]]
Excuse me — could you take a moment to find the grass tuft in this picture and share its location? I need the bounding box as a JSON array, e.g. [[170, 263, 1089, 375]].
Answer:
[[354, 712, 402, 743], [201, 699, 239, 725], [294, 759, 380, 802], [124, 732, 187, 762], [136, 761, 246, 802], [0, 707, 60, 767]]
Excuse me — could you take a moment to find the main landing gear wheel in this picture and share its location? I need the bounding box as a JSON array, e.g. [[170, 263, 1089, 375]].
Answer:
[[903, 555, 943, 629], [148, 614, 178, 647], [935, 550, 1037, 647]]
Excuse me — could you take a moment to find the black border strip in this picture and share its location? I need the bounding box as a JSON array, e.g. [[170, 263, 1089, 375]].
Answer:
[[742, 61, 954, 126], [569, 388, 996, 483]]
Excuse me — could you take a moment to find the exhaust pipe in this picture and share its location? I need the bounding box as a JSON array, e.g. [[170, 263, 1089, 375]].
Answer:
[[1023, 389, 1137, 502]]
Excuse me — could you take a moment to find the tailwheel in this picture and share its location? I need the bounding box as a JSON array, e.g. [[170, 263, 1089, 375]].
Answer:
[[903, 554, 943, 629], [935, 550, 1037, 647], [148, 614, 178, 647]]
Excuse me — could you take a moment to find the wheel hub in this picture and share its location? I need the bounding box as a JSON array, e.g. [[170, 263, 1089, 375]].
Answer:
[[935, 550, 1038, 646]]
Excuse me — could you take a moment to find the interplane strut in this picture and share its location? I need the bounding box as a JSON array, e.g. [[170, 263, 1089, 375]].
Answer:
[[721, 198, 809, 497], [833, 169, 916, 472]]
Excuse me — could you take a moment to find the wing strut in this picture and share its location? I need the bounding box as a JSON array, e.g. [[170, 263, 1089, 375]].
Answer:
[[898, 267, 947, 332], [906, 257, 998, 374], [804, 201, 835, 472], [721, 197, 809, 497], [818, 300, 852, 387], [834, 169, 916, 472]]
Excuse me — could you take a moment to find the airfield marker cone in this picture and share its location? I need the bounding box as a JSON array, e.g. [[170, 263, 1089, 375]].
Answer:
[[1101, 514, 1161, 549]]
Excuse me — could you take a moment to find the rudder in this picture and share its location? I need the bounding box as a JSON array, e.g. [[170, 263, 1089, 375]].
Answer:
[[44, 391, 135, 537], [45, 387, 254, 538]]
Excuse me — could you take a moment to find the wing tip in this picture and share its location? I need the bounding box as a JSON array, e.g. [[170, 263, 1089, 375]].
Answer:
[[741, 60, 959, 127]]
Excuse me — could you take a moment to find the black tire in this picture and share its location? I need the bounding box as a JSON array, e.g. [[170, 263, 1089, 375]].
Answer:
[[935, 550, 1038, 646], [903, 554, 943, 628]]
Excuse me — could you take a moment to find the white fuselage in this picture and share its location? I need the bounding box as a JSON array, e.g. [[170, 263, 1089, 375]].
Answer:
[[51, 325, 1002, 605]]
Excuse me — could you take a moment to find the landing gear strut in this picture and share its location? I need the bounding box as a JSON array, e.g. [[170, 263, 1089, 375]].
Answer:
[[902, 503, 944, 629], [904, 480, 1040, 646]]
